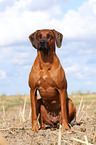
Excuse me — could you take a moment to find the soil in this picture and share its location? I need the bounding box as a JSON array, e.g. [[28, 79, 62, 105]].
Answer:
[[0, 95, 96, 145]]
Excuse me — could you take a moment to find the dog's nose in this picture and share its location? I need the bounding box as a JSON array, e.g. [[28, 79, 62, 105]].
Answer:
[[39, 40, 46, 46], [39, 39, 50, 51]]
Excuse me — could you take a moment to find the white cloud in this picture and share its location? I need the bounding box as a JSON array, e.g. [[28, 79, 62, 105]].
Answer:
[[76, 66, 96, 80], [0, 0, 96, 47], [10, 52, 29, 65], [0, 70, 7, 79], [65, 64, 80, 73], [89, 0, 96, 15], [61, 0, 96, 40], [0, 0, 3, 3], [14, 0, 66, 12], [0, 0, 15, 11], [0, 5, 51, 46], [78, 48, 96, 55], [76, 72, 86, 79], [86, 81, 93, 85], [84, 66, 96, 73]]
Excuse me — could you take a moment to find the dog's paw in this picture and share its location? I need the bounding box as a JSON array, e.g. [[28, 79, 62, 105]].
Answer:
[[32, 126, 39, 132], [41, 123, 46, 130], [62, 124, 70, 131]]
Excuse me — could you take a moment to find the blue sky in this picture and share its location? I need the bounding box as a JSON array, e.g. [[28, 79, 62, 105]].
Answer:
[[0, 0, 96, 95]]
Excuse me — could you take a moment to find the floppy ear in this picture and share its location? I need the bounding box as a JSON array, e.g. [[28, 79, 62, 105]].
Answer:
[[29, 30, 39, 49], [53, 29, 63, 48]]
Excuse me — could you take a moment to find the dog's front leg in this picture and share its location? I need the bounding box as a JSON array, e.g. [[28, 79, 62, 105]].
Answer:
[[30, 89, 38, 132], [59, 89, 70, 130]]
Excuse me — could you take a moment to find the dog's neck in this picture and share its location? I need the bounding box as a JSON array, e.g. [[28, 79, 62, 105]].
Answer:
[[37, 49, 55, 71]]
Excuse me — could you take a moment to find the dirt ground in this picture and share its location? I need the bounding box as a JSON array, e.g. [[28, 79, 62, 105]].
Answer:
[[0, 94, 96, 145]]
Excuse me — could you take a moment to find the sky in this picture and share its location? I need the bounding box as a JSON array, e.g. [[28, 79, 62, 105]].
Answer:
[[0, 0, 96, 95]]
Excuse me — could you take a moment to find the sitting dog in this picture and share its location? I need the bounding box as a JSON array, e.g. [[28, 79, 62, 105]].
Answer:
[[29, 29, 76, 131]]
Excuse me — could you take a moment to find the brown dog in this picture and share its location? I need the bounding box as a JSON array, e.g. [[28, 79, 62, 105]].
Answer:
[[29, 29, 76, 131]]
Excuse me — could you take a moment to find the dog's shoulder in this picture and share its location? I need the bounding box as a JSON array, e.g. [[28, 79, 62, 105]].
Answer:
[[51, 55, 67, 89], [29, 57, 40, 89]]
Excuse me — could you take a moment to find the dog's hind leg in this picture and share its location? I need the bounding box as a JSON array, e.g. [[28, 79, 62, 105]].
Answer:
[[66, 98, 76, 123]]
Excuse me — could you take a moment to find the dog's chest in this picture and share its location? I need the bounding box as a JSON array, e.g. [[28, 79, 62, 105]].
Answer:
[[37, 71, 55, 88], [36, 70, 58, 97]]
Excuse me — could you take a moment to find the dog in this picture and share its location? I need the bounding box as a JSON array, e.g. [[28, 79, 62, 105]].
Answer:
[[29, 29, 76, 131]]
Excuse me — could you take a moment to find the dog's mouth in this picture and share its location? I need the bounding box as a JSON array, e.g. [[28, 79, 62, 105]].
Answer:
[[38, 40, 50, 52]]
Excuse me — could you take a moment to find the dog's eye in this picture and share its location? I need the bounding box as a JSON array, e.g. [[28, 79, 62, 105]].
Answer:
[[47, 34, 50, 38], [47, 34, 53, 39], [37, 34, 42, 39]]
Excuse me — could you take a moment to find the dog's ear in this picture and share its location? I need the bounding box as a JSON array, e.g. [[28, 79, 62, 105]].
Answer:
[[53, 29, 63, 48], [29, 30, 39, 49]]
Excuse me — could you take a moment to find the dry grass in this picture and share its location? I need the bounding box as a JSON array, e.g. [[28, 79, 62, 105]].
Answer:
[[0, 134, 7, 145], [0, 94, 96, 145]]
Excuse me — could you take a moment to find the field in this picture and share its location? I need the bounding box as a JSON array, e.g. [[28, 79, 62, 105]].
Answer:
[[0, 94, 96, 145]]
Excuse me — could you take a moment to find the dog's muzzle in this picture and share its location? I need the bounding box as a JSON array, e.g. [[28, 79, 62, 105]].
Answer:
[[39, 40, 50, 51]]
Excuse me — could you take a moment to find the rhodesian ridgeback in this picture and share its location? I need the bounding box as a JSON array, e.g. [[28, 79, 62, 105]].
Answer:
[[29, 29, 76, 131]]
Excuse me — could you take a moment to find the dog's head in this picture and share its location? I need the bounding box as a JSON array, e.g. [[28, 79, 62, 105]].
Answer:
[[29, 29, 63, 52]]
